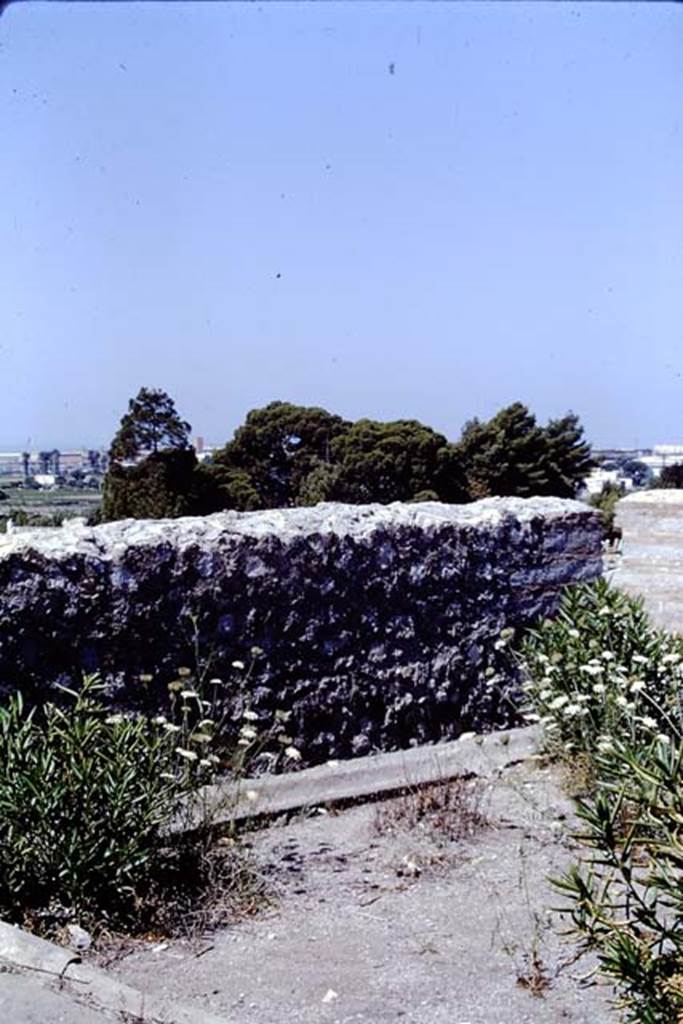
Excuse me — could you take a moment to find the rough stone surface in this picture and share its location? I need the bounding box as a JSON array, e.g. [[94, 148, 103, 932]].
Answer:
[[610, 489, 683, 634], [0, 499, 602, 761]]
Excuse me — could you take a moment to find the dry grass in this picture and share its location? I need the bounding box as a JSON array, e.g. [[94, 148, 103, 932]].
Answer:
[[95, 835, 272, 960], [559, 752, 595, 799], [372, 775, 489, 844], [516, 947, 552, 997]]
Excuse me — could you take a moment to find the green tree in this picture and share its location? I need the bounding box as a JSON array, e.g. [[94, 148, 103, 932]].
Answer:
[[457, 403, 549, 498], [101, 389, 205, 521], [457, 403, 593, 499], [539, 412, 594, 498], [658, 463, 683, 489], [102, 449, 201, 521], [331, 419, 469, 504], [211, 401, 350, 509], [108, 387, 191, 463]]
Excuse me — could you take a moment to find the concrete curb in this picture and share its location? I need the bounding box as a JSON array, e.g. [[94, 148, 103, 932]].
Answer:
[[0, 921, 232, 1024], [185, 724, 542, 830]]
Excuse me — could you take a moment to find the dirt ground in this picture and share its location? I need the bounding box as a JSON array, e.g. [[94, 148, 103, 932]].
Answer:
[[105, 758, 618, 1024]]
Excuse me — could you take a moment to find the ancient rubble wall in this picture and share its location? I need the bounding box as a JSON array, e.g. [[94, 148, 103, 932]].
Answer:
[[0, 498, 603, 761]]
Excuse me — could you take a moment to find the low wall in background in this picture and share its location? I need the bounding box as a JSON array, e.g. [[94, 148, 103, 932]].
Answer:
[[611, 490, 683, 635], [0, 498, 603, 762]]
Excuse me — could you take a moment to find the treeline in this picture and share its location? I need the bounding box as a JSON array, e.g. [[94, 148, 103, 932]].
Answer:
[[100, 389, 594, 521]]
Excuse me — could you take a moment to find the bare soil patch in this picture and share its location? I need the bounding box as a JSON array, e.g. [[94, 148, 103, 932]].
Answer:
[[105, 759, 617, 1024]]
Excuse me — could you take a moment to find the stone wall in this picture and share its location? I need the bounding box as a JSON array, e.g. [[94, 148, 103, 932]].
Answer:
[[0, 498, 602, 761], [611, 490, 683, 635]]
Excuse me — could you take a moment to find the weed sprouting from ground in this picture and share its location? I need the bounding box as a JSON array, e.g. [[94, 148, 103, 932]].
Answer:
[[373, 776, 489, 845]]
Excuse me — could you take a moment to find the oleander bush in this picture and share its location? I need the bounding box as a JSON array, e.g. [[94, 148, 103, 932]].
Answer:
[[0, 657, 296, 937], [520, 580, 683, 1022], [0, 676, 214, 930], [521, 579, 683, 762]]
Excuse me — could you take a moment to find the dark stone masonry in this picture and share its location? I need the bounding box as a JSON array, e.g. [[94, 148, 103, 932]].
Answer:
[[0, 498, 602, 762]]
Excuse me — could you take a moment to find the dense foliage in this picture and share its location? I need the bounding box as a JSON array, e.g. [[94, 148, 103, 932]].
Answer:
[[521, 581, 683, 1022], [101, 390, 594, 520], [587, 481, 624, 536], [210, 401, 350, 509], [657, 463, 683, 489], [109, 387, 192, 462], [457, 404, 593, 499], [101, 388, 220, 521], [330, 418, 469, 504], [0, 677, 204, 928]]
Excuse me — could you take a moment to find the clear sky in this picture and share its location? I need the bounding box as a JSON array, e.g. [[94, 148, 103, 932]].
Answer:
[[1, 2, 681, 451]]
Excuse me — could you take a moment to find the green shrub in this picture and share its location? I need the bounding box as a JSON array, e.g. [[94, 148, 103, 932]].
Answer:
[[521, 580, 683, 1022], [587, 482, 624, 536], [555, 733, 683, 1023], [0, 676, 213, 930], [520, 579, 683, 761]]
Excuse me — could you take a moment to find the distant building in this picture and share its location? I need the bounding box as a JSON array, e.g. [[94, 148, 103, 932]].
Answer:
[[192, 437, 216, 464], [639, 445, 683, 478], [33, 474, 57, 488], [583, 468, 634, 497]]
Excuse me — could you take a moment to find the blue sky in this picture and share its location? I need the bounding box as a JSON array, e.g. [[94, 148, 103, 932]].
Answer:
[[1, 2, 681, 450]]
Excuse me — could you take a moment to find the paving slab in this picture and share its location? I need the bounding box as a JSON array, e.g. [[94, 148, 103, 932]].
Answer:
[[0, 971, 109, 1024], [0, 921, 233, 1024], [184, 725, 541, 830]]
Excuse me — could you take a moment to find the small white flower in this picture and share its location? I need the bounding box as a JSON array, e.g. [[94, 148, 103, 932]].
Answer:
[[190, 732, 212, 744], [523, 712, 541, 723], [630, 680, 646, 693], [240, 725, 258, 740], [657, 734, 671, 745], [568, 629, 580, 639], [181, 689, 198, 700], [539, 689, 553, 701], [199, 759, 214, 769], [632, 654, 648, 666], [232, 660, 246, 670], [152, 715, 167, 725], [615, 695, 629, 708], [105, 714, 124, 724], [284, 745, 302, 762], [563, 703, 582, 718], [599, 606, 612, 617], [580, 664, 603, 677], [597, 739, 614, 753], [243, 710, 259, 722], [163, 722, 181, 733], [640, 716, 657, 730], [592, 683, 606, 695], [209, 677, 223, 686], [662, 653, 681, 665], [175, 747, 198, 762], [549, 695, 569, 710], [198, 719, 215, 728], [601, 651, 616, 661]]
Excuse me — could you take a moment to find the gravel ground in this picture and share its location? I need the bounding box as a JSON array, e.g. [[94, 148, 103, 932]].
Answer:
[[107, 759, 618, 1024]]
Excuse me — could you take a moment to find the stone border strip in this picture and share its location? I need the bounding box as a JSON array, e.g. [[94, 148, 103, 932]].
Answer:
[[0, 921, 233, 1024], [184, 724, 541, 830]]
